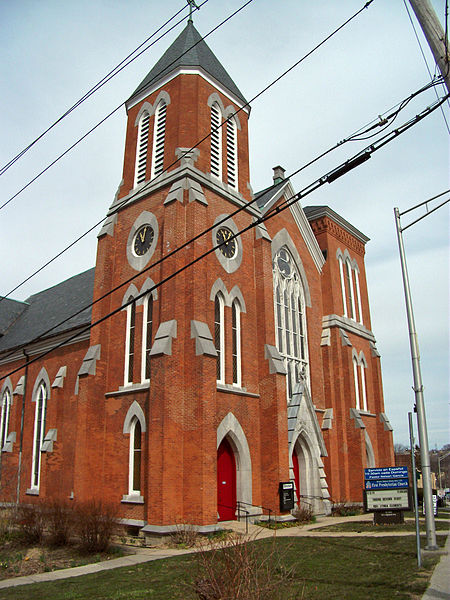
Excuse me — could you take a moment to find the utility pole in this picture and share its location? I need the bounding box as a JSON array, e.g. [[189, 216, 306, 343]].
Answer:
[[394, 207, 438, 550], [408, 0, 450, 93]]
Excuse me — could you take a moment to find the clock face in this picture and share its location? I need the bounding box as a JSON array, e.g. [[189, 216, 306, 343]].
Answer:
[[216, 227, 237, 259], [133, 225, 154, 256], [277, 249, 292, 278]]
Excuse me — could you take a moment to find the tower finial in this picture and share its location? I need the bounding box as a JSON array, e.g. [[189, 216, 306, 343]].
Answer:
[[187, 0, 199, 23]]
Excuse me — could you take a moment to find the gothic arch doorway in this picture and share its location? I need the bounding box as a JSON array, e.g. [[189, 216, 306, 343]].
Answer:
[[217, 437, 236, 521], [292, 433, 321, 512]]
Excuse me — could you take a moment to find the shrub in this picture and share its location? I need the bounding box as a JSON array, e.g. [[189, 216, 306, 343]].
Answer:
[[331, 502, 363, 517], [73, 501, 119, 553], [170, 522, 199, 548], [14, 503, 46, 544], [47, 499, 73, 546], [292, 504, 315, 524], [192, 534, 293, 600]]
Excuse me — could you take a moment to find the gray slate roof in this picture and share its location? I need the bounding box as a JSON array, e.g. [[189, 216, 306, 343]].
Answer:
[[0, 268, 95, 354], [0, 298, 27, 336], [129, 21, 247, 105]]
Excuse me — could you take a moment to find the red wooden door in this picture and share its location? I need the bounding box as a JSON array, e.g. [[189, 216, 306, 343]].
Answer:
[[292, 451, 300, 505], [217, 438, 236, 521]]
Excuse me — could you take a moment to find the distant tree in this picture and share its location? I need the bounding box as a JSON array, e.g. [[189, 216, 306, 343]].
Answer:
[[394, 443, 409, 453]]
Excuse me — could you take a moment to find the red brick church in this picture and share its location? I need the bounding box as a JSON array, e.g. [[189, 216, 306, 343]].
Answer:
[[0, 20, 394, 535]]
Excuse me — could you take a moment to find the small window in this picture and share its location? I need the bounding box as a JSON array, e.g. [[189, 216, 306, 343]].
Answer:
[[0, 389, 11, 451], [142, 295, 153, 382], [215, 293, 225, 383], [338, 256, 347, 318], [134, 111, 150, 187], [211, 103, 223, 179], [232, 300, 241, 386], [346, 260, 356, 319], [124, 298, 136, 386], [151, 101, 167, 179], [31, 382, 47, 490], [129, 418, 142, 495]]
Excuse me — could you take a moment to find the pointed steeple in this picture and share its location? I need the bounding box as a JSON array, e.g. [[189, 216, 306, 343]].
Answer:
[[128, 21, 247, 105]]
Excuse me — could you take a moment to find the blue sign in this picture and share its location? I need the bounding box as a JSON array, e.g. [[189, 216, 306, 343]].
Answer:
[[365, 478, 409, 490], [364, 467, 408, 481]]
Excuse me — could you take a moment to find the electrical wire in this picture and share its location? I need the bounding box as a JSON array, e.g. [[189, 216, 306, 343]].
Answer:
[[0, 0, 376, 304], [1, 89, 447, 382], [402, 0, 450, 133], [0, 0, 253, 213], [0, 1, 207, 178], [0, 71, 441, 316]]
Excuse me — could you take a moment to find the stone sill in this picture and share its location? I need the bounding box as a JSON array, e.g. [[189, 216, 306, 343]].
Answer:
[[106, 382, 150, 397], [217, 383, 259, 398], [121, 495, 144, 504]]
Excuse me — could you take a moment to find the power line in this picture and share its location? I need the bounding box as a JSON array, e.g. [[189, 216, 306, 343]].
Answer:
[[0, 0, 376, 304], [1, 89, 447, 382], [402, 0, 450, 132], [0, 80, 442, 363], [0, 0, 252, 213], [0, 1, 207, 178]]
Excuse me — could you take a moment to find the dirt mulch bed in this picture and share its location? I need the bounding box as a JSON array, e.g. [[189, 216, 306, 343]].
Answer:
[[0, 539, 122, 581]]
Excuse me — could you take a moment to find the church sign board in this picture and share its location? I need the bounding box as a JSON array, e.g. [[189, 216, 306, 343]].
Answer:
[[364, 467, 410, 512]]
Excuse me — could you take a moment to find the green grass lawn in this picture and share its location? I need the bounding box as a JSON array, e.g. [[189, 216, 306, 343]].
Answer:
[[0, 535, 445, 600], [314, 518, 450, 533]]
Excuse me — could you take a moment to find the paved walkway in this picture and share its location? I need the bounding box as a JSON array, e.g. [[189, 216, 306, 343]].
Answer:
[[0, 513, 448, 596]]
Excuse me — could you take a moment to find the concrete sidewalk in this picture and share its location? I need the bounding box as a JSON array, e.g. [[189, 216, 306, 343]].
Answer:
[[422, 533, 450, 600], [0, 513, 448, 595]]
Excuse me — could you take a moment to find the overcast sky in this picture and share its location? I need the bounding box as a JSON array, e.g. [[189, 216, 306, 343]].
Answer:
[[0, 0, 448, 449]]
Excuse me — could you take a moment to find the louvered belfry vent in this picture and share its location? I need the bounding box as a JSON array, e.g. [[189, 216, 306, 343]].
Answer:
[[135, 112, 150, 186], [226, 118, 238, 190], [210, 103, 222, 179], [151, 101, 167, 179]]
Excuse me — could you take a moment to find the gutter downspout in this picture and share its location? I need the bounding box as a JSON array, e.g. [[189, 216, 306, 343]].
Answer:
[[16, 349, 29, 505]]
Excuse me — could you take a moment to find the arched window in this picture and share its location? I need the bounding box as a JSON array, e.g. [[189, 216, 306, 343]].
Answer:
[[273, 247, 309, 399], [345, 259, 356, 319], [151, 100, 167, 179], [210, 102, 223, 180], [134, 111, 150, 187], [31, 382, 47, 490], [353, 352, 368, 412], [129, 418, 142, 495], [232, 299, 241, 386], [354, 267, 364, 325], [141, 295, 153, 382], [215, 293, 225, 383], [0, 388, 11, 451], [353, 356, 361, 410], [338, 255, 348, 318], [124, 298, 136, 386], [226, 116, 238, 190]]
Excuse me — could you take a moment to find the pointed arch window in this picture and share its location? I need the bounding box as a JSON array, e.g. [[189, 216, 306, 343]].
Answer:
[[31, 382, 47, 490], [210, 102, 223, 180], [124, 298, 136, 386], [338, 255, 348, 318], [215, 293, 225, 383], [232, 299, 241, 386], [151, 100, 167, 179], [141, 295, 153, 382], [354, 268, 364, 324], [353, 352, 368, 412], [226, 116, 238, 190], [129, 418, 142, 495], [345, 259, 356, 320], [273, 248, 309, 400], [134, 111, 150, 187], [0, 388, 11, 451]]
